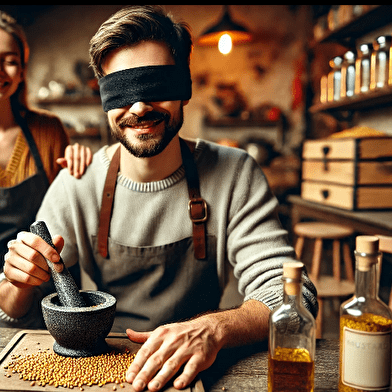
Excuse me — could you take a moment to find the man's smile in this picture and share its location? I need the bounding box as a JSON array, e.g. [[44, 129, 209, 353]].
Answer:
[[117, 112, 168, 135], [125, 118, 164, 130]]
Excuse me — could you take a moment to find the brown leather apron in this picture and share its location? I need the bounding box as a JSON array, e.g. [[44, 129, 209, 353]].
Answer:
[[92, 139, 220, 332]]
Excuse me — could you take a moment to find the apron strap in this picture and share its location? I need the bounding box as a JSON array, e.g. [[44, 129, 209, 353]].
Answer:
[[97, 140, 208, 259], [180, 139, 208, 260], [97, 146, 121, 258], [14, 109, 50, 189]]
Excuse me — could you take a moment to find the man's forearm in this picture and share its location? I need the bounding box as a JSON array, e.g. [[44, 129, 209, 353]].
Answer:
[[0, 279, 35, 319], [200, 299, 270, 350]]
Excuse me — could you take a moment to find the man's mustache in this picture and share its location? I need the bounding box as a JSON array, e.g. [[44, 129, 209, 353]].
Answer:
[[117, 111, 169, 128]]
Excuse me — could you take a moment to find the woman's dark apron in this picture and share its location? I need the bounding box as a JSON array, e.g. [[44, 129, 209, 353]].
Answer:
[[92, 139, 221, 332], [0, 116, 49, 267]]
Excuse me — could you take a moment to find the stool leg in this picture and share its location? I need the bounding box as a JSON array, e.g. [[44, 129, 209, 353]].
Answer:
[[316, 297, 324, 339], [332, 240, 341, 281], [311, 238, 323, 280], [295, 236, 305, 260]]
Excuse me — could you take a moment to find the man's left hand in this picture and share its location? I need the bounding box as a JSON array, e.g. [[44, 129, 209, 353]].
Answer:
[[125, 318, 221, 391]]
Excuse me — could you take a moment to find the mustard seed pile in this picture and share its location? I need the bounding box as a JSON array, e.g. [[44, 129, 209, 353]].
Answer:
[[3, 349, 135, 389]]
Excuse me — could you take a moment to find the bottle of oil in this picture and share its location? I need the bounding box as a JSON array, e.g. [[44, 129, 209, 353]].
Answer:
[[268, 261, 316, 392], [339, 236, 392, 391]]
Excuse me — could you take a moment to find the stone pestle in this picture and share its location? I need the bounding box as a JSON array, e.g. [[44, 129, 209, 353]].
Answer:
[[30, 220, 87, 308]]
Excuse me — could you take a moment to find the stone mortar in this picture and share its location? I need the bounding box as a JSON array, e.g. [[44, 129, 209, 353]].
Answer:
[[41, 290, 116, 357]]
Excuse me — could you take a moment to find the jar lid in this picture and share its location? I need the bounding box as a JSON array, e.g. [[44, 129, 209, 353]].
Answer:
[[329, 56, 343, 68], [344, 51, 355, 62], [374, 35, 392, 50], [358, 43, 373, 55]]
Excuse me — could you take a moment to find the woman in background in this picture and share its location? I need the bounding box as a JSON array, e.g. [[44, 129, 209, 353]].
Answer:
[[0, 10, 92, 263]]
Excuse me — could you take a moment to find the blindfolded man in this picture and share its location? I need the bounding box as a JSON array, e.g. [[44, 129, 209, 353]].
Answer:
[[1, 6, 318, 391]]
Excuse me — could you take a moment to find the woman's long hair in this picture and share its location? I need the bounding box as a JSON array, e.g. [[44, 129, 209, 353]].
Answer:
[[0, 10, 30, 113]]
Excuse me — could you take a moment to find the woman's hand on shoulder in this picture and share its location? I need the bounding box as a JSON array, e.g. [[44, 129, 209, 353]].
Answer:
[[56, 143, 93, 179]]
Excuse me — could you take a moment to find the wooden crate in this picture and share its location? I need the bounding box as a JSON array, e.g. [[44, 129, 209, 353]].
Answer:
[[301, 137, 392, 210]]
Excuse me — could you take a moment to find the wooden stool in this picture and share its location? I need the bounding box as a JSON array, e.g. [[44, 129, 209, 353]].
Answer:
[[294, 222, 355, 339]]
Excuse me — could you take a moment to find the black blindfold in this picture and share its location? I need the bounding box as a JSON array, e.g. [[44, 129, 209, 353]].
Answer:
[[98, 65, 192, 112]]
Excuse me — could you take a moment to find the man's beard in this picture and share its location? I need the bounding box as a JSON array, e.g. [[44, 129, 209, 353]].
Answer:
[[110, 106, 184, 158]]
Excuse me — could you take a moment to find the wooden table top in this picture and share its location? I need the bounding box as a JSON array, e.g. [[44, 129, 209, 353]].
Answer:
[[1, 327, 378, 392], [288, 194, 392, 236]]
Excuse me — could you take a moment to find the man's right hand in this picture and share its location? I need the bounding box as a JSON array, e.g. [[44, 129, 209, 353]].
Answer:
[[3, 232, 64, 289]]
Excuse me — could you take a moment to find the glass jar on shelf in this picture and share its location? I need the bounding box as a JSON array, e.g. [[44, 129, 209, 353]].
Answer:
[[370, 35, 392, 91], [355, 43, 372, 95], [341, 50, 355, 98], [328, 56, 343, 102], [320, 75, 328, 104]]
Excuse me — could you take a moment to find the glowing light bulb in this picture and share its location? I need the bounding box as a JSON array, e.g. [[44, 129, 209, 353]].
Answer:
[[218, 33, 232, 55]]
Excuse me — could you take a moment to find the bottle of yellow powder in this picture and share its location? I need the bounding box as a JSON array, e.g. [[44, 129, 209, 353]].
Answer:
[[339, 236, 392, 391]]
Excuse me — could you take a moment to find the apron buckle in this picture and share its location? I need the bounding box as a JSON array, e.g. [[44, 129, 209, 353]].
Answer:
[[188, 198, 208, 223]]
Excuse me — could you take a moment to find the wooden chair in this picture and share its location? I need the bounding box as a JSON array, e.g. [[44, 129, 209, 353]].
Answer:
[[376, 235, 392, 309], [294, 221, 355, 339]]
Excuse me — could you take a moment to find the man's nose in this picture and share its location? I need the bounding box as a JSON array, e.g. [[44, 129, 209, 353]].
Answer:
[[128, 102, 153, 117]]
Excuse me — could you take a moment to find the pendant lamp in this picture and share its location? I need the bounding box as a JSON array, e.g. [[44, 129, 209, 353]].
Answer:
[[197, 5, 253, 52]]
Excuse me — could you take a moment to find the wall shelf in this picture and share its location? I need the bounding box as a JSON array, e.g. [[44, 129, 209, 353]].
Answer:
[[310, 5, 392, 118], [315, 5, 392, 46], [309, 89, 392, 114]]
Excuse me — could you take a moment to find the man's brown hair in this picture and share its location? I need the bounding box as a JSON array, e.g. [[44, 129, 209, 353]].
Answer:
[[89, 5, 192, 79]]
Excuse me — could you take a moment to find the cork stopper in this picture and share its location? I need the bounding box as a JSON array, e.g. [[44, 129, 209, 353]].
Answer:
[[356, 235, 379, 254], [283, 262, 303, 296], [283, 261, 304, 280], [355, 235, 380, 271]]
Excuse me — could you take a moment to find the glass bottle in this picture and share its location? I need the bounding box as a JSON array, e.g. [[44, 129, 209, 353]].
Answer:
[[268, 261, 316, 392], [339, 236, 392, 392], [327, 56, 343, 102], [341, 51, 356, 98], [370, 35, 392, 91], [320, 74, 328, 104], [355, 43, 372, 95]]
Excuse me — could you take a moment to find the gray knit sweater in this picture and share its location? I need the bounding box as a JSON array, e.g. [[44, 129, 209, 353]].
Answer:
[[1, 139, 317, 328]]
